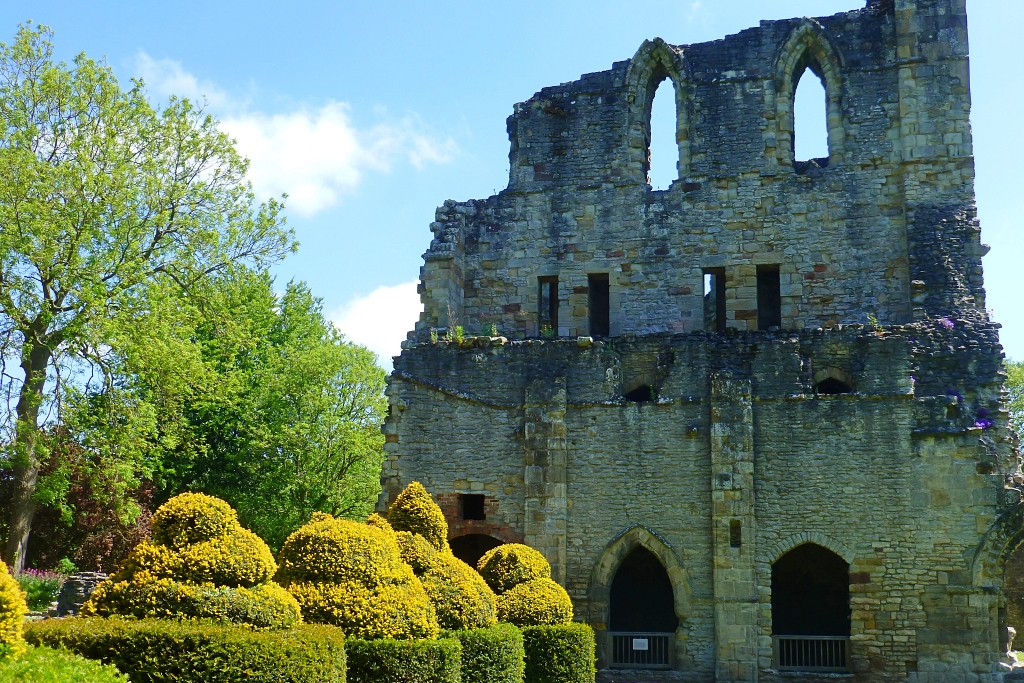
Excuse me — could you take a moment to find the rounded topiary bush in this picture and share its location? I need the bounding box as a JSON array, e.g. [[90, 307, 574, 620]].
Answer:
[[496, 578, 573, 626], [84, 493, 300, 629], [387, 482, 448, 551], [277, 512, 439, 639], [365, 513, 394, 534], [0, 559, 28, 661], [478, 543, 551, 594], [396, 531, 438, 574]]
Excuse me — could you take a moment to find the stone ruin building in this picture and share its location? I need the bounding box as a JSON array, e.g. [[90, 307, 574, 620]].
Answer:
[[380, 0, 1023, 680]]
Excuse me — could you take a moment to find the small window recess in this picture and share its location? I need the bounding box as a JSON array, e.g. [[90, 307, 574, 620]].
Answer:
[[588, 273, 610, 337], [647, 76, 678, 190], [813, 368, 853, 395], [756, 265, 782, 331], [729, 520, 742, 549], [538, 276, 558, 336], [624, 385, 655, 403], [459, 494, 486, 521], [703, 268, 727, 333], [792, 58, 830, 174]]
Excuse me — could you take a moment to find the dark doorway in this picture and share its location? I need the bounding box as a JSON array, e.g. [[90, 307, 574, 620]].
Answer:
[[610, 546, 679, 632], [771, 543, 850, 636], [588, 273, 610, 337], [815, 378, 852, 395], [450, 534, 503, 569], [624, 385, 654, 403], [757, 264, 782, 330], [538, 276, 558, 335]]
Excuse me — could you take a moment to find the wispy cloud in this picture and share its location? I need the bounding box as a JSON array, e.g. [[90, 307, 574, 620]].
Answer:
[[130, 53, 457, 217], [331, 281, 423, 369]]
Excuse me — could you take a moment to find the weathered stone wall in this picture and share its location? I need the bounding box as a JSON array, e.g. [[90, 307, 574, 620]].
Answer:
[[384, 0, 1020, 680]]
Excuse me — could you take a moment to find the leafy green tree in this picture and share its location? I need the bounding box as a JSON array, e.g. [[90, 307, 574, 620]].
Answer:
[[0, 24, 293, 571], [1007, 360, 1024, 442]]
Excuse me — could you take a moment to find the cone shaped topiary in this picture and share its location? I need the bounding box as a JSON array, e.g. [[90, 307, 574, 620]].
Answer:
[[397, 531, 497, 630], [277, 512, 439, 639], [478, 544, 552, 594], [84, 493, 300, 629], [0, 559, 28, 661], [387, 482, 449, 551]]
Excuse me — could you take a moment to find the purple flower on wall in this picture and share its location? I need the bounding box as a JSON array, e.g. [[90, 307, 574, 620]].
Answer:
[[975, 408, 993, 429], [939, 317, 955, 330]]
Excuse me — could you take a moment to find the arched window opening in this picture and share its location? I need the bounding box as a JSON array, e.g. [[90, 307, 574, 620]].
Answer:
[[450, 534, 503, 569], [609, 546, 677, 669], [815, 377, 852, 395], [647, 77, 678, 190], [792, 59, 829, 173], [772, 543, 851, 672], [624, 385, 654, 403]]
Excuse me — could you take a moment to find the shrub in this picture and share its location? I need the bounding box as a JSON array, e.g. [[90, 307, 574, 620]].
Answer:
[[26, 617, 346, 683], [0, 560, 27, 661], [496, 578, 573, 627], [0, 645, 128, 683], [387, 482, 448, 551], [420, 552, 496, 630], [446, 623, 525, 683], [346, 636, 460, 683], [278, 512, 439, 639], [365, 513, 394, 534], [396, 531, 438, 574], [84, 493, 298, 629], [478, 544, 551, 594], [521, 623, 595, 683], [14, 569, 63, 611]]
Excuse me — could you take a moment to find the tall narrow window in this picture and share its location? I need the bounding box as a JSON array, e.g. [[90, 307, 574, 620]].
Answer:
[[793, 63, 829, 166], [648, 78, 677, 190], [703, 268, 726, 333], [756, 265, 782, 331], [588, 273, 610, 337], [539, 276, 558, 335]]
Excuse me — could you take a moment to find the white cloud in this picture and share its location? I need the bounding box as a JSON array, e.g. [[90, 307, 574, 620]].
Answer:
[[331, 282, 423, 369], [130, 53, 457, 217]]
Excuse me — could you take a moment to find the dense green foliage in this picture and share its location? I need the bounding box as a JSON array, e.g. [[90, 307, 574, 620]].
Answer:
[[445, 624, 525, 683], [84, 493, 301, 629], [0, 645, 128, 683], [277, 512, 438, 639], [521, 624, 596, 683], [0, 24, 386, 572], [345, 637, 461, 683], [26, 618, 346, 683], [13, 569, 62, 611], [1007, 360, 1023, 441]]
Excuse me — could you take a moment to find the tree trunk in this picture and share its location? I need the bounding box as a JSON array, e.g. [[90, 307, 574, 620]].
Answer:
[[3, 338, 52, 573]]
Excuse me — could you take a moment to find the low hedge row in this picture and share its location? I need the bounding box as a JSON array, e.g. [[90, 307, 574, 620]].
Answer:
[[345, 636, 461, 683], [25, 617, 346, 683], [444, 623, 524, 683], [522, 623, 596, 683], [0, 645, 128, 683]]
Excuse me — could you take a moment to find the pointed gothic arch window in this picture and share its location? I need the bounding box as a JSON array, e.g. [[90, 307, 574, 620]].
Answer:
[[648, 76, 678, 190], [793, 60, 829, 167]]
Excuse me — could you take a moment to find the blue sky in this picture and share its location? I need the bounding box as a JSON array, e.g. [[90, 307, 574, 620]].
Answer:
[[2, 1, 1020, 366]]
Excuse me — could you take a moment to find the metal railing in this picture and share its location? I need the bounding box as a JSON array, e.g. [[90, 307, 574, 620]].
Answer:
[[609, 632, 673, 669], [773, 635, 850, 673]]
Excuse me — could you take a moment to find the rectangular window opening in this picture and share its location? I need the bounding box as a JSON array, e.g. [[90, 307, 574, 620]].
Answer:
[[729, 519, 742, 548], [756, 265, 782, 331], [588, 273, 610, 337], [703, 268, 726, 333], [539, 276, 559, 336], [460, 494, 486, 521]]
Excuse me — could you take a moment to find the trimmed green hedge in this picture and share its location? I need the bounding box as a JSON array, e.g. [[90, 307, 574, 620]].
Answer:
[[0, 645, 128, 683], [345, 637, 461, 683], [25, 617, 346, 683], [521, 623, 595, 683], [446, 624, 524, 683]]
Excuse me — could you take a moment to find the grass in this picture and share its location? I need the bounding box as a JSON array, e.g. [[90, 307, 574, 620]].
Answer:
[[0, 645, 128, 683]]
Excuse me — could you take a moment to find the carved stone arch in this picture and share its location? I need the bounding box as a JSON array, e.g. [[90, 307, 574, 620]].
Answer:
[[970, 503, 1024, 587], [589, 524, 691, 667], [771, 19, 846, 167], [624, 38, 690, 185], [766, 531, 856, 566]]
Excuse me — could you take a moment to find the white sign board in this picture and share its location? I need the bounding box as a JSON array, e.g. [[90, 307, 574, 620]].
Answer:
[[632, 638, 649, 651]]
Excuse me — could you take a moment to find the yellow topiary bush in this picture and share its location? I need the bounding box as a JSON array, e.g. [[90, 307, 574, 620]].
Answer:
[[84, 492, 299, 629], [0, 559, 28, 661], [366, 513, 394, 535], [478, 544, 552, 594], [396, 531, 439, 574], [496, 578, 573, 627], [277, 512, 439, 639], [387, 482, 449, 551]]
